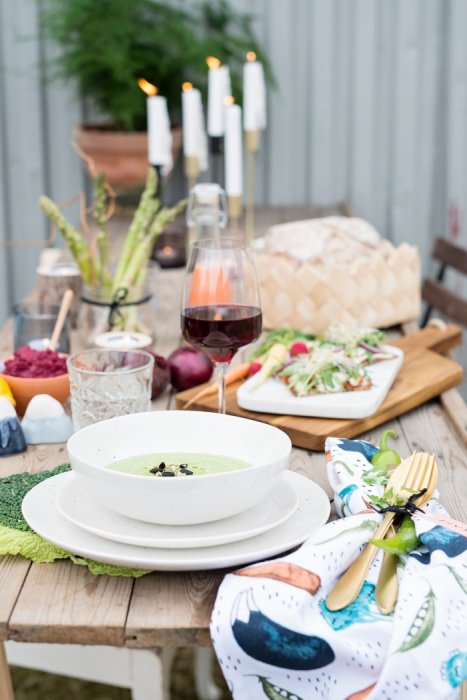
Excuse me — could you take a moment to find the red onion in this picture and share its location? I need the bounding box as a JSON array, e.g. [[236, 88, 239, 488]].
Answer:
[[168, 347, 213, 391], [359, 341, 380, 353], [147, 351, 171, 399]]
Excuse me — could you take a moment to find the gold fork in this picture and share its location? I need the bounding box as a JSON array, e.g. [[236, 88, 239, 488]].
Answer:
[[326, 452, 436, 611], [375, 456, 438, 614]]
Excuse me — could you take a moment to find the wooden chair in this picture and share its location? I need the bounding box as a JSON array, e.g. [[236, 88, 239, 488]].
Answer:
[[417, 236, 467, 446], [421, 237, 467, 327]]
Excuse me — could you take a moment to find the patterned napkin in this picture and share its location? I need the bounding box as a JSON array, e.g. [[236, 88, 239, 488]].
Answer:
[[0, 465, 147, 577], [211, 437, 467, 699]]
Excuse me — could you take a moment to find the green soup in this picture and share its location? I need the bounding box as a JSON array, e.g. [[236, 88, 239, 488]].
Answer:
[[107, 452, 250, 477]]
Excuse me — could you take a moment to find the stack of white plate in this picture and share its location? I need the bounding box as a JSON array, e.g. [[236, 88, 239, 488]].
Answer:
[[22, 470, 330, 571], [22, 411, 331, 571]]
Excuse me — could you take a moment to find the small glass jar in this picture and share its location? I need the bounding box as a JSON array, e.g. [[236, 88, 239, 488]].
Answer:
[[79, 272, 156, 348], [12, 302, 71, 353]]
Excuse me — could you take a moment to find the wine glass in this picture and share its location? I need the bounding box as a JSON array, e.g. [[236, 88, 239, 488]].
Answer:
[[181, 238, 262, 413]]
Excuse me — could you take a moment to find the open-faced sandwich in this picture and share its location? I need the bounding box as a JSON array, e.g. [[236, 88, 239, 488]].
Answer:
[[248, 323, 397, 397]]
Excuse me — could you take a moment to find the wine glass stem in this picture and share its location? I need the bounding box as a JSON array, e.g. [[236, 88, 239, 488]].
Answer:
[[216, 362, 229, 414]]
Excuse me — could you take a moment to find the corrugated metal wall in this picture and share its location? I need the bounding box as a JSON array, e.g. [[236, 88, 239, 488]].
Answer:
[[1, 0, 467, 323]]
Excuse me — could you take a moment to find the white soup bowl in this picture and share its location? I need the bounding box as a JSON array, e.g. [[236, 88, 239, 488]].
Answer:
[[67, 410, 291, 525]]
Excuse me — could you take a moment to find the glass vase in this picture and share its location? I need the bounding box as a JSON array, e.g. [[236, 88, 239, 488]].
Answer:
[[79, 274, 156, 348]]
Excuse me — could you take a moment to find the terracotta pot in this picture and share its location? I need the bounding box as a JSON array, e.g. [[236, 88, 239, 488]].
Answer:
[[73, 124, 183, 186]]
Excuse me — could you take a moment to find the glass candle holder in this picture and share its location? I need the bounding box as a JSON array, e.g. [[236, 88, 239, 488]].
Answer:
[[152, 230, 186, 268], [12, 302, 71, 353], [67, 349, 154, 430], [37, 262, 82, 329]]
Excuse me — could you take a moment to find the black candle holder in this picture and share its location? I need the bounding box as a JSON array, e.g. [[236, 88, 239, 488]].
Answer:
[[152, 221, 187, 269]]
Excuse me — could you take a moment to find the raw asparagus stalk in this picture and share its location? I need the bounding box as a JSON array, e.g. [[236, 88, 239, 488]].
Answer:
[[112, 168, 160, 292], [117, 200, 187, 292], [92, 172, 111, 285], [39, 195, 94, 284]]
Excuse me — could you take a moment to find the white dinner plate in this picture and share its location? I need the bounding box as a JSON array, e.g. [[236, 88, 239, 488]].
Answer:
[[57, 472, 298, 549], [22, 471, 330, 571], [237, 346, 404, 419]]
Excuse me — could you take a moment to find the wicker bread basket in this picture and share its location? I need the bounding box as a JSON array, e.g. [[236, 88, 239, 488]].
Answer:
[[255, 218, 421, 334]]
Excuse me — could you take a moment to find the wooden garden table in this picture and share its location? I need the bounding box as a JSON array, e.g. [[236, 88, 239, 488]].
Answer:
[[0, 223, 466, 698]]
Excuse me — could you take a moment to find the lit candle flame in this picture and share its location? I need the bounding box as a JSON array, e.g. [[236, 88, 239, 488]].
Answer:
[[246, 51, 257, 62], [138, 77, 158, 96], [182, 81, 193, 91], [206, 56, 221, 70], [224, 95, 235, 106]]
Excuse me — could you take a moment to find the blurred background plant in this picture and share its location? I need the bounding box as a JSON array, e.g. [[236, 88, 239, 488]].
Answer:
[[39, 0, 274, 131]]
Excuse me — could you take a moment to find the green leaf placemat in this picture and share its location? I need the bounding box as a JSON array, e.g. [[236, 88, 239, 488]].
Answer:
[[0, 465, 148, 577]]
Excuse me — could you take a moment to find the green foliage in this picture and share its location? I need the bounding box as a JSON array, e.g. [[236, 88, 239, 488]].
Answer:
[[39, 0, 273, 131], [0, 464, 70, 532]]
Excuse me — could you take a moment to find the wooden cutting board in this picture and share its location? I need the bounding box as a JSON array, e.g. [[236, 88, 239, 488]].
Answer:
[[175, 325, 464, 450]]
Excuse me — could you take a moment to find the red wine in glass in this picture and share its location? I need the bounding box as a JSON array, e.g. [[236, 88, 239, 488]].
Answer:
[[181, 304, 262, 364], [182, 238, 262, 414]]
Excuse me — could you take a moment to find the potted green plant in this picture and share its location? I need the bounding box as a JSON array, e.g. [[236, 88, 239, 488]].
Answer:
[[40, 0, 272, 185]]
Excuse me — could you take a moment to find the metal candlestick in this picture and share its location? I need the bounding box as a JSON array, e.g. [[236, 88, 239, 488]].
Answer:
[[184, 155, 200, 192], [228, 195, 243, 235], [245, 130, 259, 242]]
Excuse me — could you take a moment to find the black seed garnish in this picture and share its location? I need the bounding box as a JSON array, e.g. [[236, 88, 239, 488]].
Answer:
[[161, 471, 175, 477], [179, 463, 188, 468], [149, 467, 160, 474], [158, 462, 166, 470], [183, 469, 193, 475]]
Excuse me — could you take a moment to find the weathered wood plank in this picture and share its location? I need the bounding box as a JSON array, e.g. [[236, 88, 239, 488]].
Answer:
[[349, 0, 377, 222], [414, 0, 444, 274], [42, 42, 84, 209], [309, 0, 336, 205], [265, 0, 292, 205], [422, 278, 467, 326], [125, 571, 222, 648], [446, 0, 467, 257], [440, 387, 467, 444], [372, 0, 396, 235], [331, 0, 352, 204], [0, 13, 11, 326], [0, 642, 14, 700], [390, 0, 422, 247], [432, 237, 467, 274], [398, 401, 467, 522], [0, 0, 47, 303], [8, 561, 133, 646], [0, 557, 30, 642]]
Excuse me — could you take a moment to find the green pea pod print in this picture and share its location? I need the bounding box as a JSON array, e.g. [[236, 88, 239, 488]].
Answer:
[[397, 588, 435, 652], [446, 566, 467, 594], [314, 519, 377, 545], [333, 459, 354, 476], [255, 676, 303, 700]]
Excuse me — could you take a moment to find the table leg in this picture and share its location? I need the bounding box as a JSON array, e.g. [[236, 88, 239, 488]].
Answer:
[[194, 648, 221, 700], [0, 642, 15, 700]]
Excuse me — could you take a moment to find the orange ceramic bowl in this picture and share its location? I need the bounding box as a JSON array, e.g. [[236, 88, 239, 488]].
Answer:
[[1, 361, 70, 416]]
